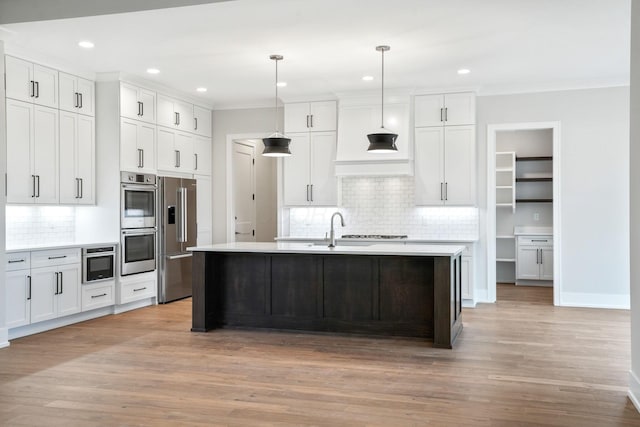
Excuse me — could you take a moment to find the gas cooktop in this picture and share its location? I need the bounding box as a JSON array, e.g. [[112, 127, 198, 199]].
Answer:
[[341, 234, 408, 239]]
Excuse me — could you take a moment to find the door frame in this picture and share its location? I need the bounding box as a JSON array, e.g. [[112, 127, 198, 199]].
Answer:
[[225, 133, 268, 243], [486, 121, 562, 305]]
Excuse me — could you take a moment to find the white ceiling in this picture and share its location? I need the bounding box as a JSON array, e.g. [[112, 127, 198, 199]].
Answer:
[[0, 0, 631, 109]]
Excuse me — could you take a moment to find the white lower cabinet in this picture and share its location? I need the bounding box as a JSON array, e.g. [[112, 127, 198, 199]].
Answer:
[[516, 236, 553, 281], [82, 281, 116, 311], [118, 272, 157, 305], [6, 269, 31, 329], [6, 248, 85, 328]]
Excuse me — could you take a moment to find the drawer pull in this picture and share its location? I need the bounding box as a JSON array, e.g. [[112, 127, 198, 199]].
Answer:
[[91, 293, 107, 299], [48, 255, 68, 260], [531, 239, 548, 242], [8, 259, 25, 263], [133, 287, 147, 292]]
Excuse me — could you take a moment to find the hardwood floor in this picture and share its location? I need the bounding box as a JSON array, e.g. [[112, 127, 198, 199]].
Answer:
[[1, 284, 639, 426]]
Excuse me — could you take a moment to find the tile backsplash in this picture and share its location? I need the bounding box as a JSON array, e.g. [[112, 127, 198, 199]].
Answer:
[[289, 176, 478, 240], [6, 206, 76, 247]]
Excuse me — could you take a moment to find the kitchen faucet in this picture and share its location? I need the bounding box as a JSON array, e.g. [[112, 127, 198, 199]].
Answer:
[[328, 212, 345, 248]]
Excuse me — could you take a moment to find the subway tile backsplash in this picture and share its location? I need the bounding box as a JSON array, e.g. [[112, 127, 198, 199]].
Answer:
[[289, 176, 479, 240], [6, 206, 76, 247]]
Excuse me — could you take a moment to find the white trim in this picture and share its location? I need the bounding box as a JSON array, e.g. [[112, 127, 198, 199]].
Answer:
[[486, 121, 562, 305], [560, 292, 630, 310], [629, 370, 640, 413], [0, 327, 8, 349], [477, 80, 629, 98], [8, 306, 113, 340], [225, 133, 270, 243]]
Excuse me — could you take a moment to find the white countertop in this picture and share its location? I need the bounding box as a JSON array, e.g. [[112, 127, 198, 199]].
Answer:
[[514, 226, 553, 236], [276, 236, 478, 243], [188, 242, 465, 257], [6, 241, 119, 253]]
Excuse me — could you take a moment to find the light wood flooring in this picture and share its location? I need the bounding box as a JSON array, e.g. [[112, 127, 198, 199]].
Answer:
[[1, 284, 639, 426]]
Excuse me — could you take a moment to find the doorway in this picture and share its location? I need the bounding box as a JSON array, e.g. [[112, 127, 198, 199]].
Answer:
[[232, 141, 256, 242], [487, 122, 561, 305]]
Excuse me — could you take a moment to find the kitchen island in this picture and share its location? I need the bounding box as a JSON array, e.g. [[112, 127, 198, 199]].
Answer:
[[188, 242, 464, 348]]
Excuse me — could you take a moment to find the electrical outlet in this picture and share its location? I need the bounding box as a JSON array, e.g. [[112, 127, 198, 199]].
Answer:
[[533, 212, 540, 221]]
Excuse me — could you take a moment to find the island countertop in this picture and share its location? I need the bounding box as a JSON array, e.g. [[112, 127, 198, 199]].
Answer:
[[187, 242, 465, 257]]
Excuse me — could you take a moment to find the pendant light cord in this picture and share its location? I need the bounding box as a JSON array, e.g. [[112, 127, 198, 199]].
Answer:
[[381, 48, 384, 129], [275, 57, 279, 134]]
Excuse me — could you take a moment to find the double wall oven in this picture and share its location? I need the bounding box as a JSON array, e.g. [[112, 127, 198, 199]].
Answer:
[[121, 172, 157, 276]]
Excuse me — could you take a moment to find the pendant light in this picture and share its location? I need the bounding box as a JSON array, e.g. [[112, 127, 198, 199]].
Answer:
[[262, 54, 291, 157], [367, 45, 398, 153]]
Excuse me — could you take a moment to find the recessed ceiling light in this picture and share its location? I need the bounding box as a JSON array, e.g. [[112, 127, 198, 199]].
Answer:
[[276, 81, 287, 87], [362, 75, 374, 81], [78, 40, 94, 49], [457, 68, 470, 75], [196, 87, 207, 93], [146, 68, 160, 75]]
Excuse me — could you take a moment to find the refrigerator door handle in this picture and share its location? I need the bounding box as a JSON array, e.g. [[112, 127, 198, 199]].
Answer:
[[176, 187, 184, 243], [181, 187, 188, 243]]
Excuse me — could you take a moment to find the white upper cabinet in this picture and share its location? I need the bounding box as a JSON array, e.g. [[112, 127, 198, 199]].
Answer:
[[6, 56, 58, 108], [193, 136, 212, 175], [193, 105, 212, 137], [120, 82, 156, 124], [283, 131, 337, 206], [415, 125, 475, 206], [6, 99, 59, 204], [157, 127, 194, 173], [414, 92, 475, 127], [285, 101, 337, 133], [157, 95, 194, 132], [59, 111, 95, 204], [120, 118, 156, 173], [59, 72, 95, 116]]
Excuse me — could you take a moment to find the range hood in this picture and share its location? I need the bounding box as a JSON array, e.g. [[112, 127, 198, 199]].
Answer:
[[335, 94, 413, 176]]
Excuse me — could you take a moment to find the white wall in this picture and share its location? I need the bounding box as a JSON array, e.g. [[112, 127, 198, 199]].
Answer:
[[211, 107, 281, 243], [477, 87, 630, 306], [629, 0, 640, 410], [0, 41, 8, 348]]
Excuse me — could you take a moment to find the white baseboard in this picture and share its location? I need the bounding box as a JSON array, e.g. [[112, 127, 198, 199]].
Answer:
[[629, 370, 640, 413], [9, 306, 113, 340], [473, 289, 493, 304], [0, 327, 9, 349], [113, 297, 156, 314], [462, 299, 476, 308], [560, 292, 630, 309]]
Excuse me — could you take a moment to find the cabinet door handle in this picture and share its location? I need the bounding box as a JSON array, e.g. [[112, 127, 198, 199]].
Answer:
[[306, 115, 310, 128], [75, 178, 80, 198], [175, 150, 180, 168], [31, 175, 36, 197], [36, 175, 40, 198], [539, 249, 543, 265], [79, 178, 83, 199], [54, 272, 59, 295], [440, 107, 443, 122], [8, 259, 26, 264], [91, 293, 107, 299], [194, 153, 198, 170], [444, 107, 448, 122], [27, 275, 31, 300], [194, 117, 198, 130], [306, 184, 309, 202], [133, 287, 147, 292], [30, 80, 35, 97], [310, 184, 313, 202], [48, 255, 67, 260], [440, 182, 443, 201], [59, 271, 63, 294], [137, 101, 142, 116], [137, 149, 143, 168], [35, 81, 39, 98], [531, 239, 548, 242], [74, 92, 79, 108], [445, 182, 448, 201], [310, 115, 313, 128], [79, 93, 83, 108]]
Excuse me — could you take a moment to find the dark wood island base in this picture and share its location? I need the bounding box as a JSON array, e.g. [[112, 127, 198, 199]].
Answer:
[[191, 250, 463, 348]]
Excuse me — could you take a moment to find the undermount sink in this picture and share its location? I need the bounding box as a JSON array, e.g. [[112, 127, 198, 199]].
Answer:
[[309, 241, 374, 247]]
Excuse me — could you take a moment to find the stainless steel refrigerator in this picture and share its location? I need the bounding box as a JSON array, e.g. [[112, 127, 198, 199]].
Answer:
[[158, 177, 197, 303]]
